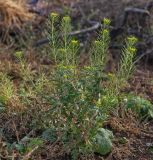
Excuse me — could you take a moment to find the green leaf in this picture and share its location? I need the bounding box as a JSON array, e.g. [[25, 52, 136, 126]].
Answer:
[[92, 128, 113, 155], [26, 138, 43, 152], [15, 143, 25, 153], [148, 108, 153, 118], [126, 95, 153, 119], [42, 128, 57, 143]]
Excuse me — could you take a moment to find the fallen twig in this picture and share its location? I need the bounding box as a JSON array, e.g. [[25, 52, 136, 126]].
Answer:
[[22, 146, 39, 160], [134, 49, 153, 64], [20, 130, 35, 144], [33, 21, 101, 47]]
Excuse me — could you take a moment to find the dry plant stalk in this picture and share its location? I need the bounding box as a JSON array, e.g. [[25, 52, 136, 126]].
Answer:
[[0, 0, 33, 42]]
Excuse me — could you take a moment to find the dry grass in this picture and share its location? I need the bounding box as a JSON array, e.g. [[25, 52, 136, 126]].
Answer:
[[0, 0, 33, 42]]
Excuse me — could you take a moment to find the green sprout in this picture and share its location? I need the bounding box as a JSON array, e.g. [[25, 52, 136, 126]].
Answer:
[[48, 12, 59, 63], [90, 19, 110, 69], [15, 51, 23, 61], [61, 16, 72, 65], [118, 36, 137, 82], [50, 12, 58, 19], [103, 18, 111, 26]]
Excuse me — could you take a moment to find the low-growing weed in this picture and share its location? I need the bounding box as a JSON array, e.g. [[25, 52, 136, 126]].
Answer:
[[44, 14, 137, 159]]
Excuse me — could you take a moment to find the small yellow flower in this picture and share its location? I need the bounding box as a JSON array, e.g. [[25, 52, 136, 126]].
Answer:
[[63, 74, 68, 79], [50, 12, 58, 19], [103, 18, 111, 25], [84, 66, 91, 69], [94, 40, 101, 45], [102, 29, 109, 35], [108, 73, 114, 78], [71, 40, 78, 45], [127, 36, 138, 44], [15, 51, 23, 60], [63, 16, 71, 23], [129, 47, 136, 54], [59, 48, 66, 53]]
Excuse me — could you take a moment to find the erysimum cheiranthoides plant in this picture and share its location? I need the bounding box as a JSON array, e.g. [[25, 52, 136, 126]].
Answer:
[[45, 13, 137, 159]]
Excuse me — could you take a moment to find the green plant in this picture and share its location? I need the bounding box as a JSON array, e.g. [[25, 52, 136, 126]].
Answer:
[[125, 95, 153, 119], [42, 128, 57, 143], [90, 18, 110, 69], [15, 51, 45, 106], [6, 138, 43, 155], [34, 73, 50, 95], [15, 51, 34, 83], [118, 36, 137, 83], [48, 13, 59, 63], [0, 72, 14, 106], [45, 14, 137, 159], [92, 128, 113, 155]]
